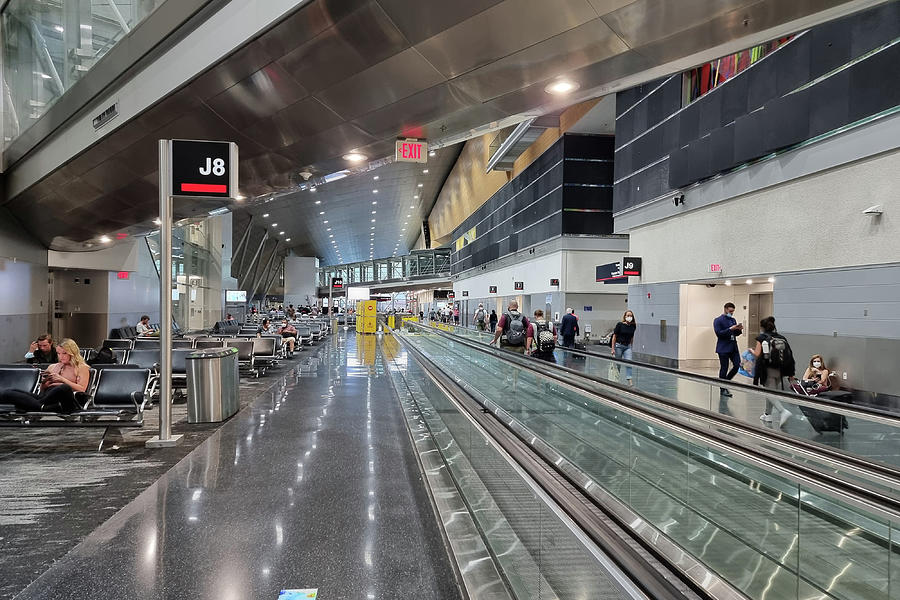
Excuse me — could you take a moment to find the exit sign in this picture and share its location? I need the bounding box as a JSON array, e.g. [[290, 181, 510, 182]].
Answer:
[[709, 264, 723, 273], [116, 271, 130, 280], [395, 139, 428, 163]]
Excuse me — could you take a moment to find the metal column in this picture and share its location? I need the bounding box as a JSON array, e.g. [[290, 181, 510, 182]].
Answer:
[[147, 140, 183, 448]]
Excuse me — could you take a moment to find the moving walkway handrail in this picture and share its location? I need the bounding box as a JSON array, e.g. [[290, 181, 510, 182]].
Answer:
[[395, 331, 723, 600], [449, 323, 900, 426], [404, 322, 900, 521]]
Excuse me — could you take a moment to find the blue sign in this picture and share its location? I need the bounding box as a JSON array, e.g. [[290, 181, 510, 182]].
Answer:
[[583, 306, 592, 312]]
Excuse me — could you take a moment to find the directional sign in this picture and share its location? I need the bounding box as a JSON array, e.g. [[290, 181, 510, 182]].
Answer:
[[514, 281, 524, 291], [171, 139, 238, 198], [395, 139, 428, 163], [622, 257, 642, 277], [331, 277, 344, 290], [489, 286, 497, 294]]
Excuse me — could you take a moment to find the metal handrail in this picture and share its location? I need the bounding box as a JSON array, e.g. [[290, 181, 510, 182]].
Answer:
[[403, 322, 900, 521]]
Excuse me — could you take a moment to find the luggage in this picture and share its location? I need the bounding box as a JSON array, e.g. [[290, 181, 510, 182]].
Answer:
[[797, 389, 852, 434]]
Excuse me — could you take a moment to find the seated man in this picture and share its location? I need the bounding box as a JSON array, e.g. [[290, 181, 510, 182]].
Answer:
[[136, 315, 157, 337], [277, 319, 298, 354], [3, 338, 89, 411], [25, 334, 59, 364]]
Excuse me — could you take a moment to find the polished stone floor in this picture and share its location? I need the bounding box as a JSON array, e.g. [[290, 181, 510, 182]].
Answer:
[[6, 332, 460, 599]]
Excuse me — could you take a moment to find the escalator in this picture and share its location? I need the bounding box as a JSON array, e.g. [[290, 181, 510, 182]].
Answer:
[[385, 322, 900, 600]]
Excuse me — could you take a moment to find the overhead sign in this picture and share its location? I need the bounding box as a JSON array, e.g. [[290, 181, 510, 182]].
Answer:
[[331, 277, 344, 290], [596, 262, 627, 284], [489, 286, 497, 294], [623, 257, 642, 277], [514, 281, 524, 291], [462, 291, 469, 297], [448, 291, 455, 299], [550, 278, 560, 286], [395, 139, 428, 163], [170, 139, 238, 198], [116, 271, 130, 280]]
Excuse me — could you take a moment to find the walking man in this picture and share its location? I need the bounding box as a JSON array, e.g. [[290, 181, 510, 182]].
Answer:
[[713, 302, 743, 396], [559, 308, 579, 348]]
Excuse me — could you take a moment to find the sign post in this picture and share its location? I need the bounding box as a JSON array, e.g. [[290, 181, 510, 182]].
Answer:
[[329, 277, 343, 318], [147, 139, 238, 449]]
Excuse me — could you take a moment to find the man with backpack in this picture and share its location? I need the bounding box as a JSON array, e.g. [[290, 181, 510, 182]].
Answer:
[[473, 303, 487, 331], [751, 316, 796, 428], [489, 301, 529, 354], [526, 309, 557, 362]]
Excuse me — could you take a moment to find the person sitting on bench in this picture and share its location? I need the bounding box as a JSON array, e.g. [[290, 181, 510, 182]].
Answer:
[[796, 354, 833, 395], [24, 333, 58, 364], [136, 315, 158, 337], [1, 338, 90, 412], [277, 319, 297, 353]]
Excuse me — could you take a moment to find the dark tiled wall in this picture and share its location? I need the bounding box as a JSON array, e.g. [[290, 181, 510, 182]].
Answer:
[[613, 2, 900, 213], [450, 134, 614, 274]]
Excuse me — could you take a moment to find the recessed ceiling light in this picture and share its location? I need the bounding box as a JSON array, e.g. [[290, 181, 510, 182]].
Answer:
[[768, 277, 775, 283], [422, 169, 429, 174], [279, 231, 285, 235], [373, 175, 379, 180], [370, 227, 375, 230], [429, 150, 436, 157], [342, 152, 367, 162], [323, 220, 328, 224], [314, 200, 321, 205], [410, 205, 415, 208], [372, 201, 377, 205], [371, 211, 376, 214], [235, 195, 246, 201], [286, 238, 291, 241], [372, 189, 378, 194], [99, 235, 111, 243], [329, 234, 333, 238], [371, 219, 376, 222], [319, 211, 324, 215], [272, 223, 278, 227], [545, 79, 579, 95], [417, 183, 423, 188], [402, 228, 406, 231], [263, 213, 270, 218], [746, 279, 754, 285], [724, 280, 732, 286], [403, 222, 408, 225], [327, 228, 331, 231], [413, 195, 418, 199], [406, 214, 411, 217]]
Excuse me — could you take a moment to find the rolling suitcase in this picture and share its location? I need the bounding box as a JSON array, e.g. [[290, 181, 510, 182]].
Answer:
[[798, 389, 851, 434]]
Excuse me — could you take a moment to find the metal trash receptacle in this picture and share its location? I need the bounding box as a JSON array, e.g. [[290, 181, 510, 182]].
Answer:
[[185, 347, 240, 423]]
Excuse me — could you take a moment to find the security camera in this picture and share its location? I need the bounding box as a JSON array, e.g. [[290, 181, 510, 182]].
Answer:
[[673, 193, 685, 207], [299, 171, 313, 181], [862, 204, 883, 216]]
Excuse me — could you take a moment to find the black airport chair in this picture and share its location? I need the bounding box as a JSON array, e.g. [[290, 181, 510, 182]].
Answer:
[[112, 349, 129, 364], [172, 339, 194, 349], [195, 339, 226, 349], [103, 339, 133, 350], [133, 338, 161, 349], [225, 340, 256, 377], [252, 337, 278, 371]]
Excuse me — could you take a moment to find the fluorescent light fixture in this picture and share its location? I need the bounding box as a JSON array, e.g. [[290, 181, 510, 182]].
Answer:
[[371, 211, 376, 214], [323, 170, 350, 183], [371, 219, 376, 222], [372, 201, 377, 205], [54, 25, 64, 33], [545, 79, 579, 95], [329, 234, 333, 238], [422, 169, 429, 174], [342, 152, 367, 162]]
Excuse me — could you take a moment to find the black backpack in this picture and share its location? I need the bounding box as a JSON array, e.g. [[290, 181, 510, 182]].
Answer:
[[533, 320, 555, 353], [762, 333, 795, 377], [504, 312, 526, 346]]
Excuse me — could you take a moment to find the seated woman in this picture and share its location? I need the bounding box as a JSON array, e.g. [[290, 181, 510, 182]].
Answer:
[[0, 338, 90, 412], [793, 354, 832, 395]]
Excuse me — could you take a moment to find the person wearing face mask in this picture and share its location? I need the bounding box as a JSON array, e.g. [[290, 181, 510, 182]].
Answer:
[[611, 310, 637, 384], [713, 302, 743, 397], [800, 354, 832, 395]]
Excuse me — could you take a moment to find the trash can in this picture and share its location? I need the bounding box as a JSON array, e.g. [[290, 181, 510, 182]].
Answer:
[[185, 347, 240, 423]]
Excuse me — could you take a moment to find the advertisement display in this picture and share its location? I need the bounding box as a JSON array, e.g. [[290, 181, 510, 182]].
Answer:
[[225, 290, 247, 303], [347, 287, 370, 301]]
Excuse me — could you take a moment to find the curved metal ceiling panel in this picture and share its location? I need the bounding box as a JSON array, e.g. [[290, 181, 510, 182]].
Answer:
[[3, 0, 883, 257]]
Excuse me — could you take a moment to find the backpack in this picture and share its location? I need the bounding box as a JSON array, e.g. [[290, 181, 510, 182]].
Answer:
[[475, 308, 486, 323], [533, 320, 555, 354], [503, 312, 526, 346], [761, 333, 795, 377]]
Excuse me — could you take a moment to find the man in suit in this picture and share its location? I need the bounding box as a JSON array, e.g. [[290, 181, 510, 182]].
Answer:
[[714, 302, 743, 396], [559, 308, 579, 348]]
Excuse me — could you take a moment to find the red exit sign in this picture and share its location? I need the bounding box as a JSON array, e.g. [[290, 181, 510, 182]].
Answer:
[[709, 264, 722, 273], [116, 271, 130, 280], [395, 139, 428, 163]]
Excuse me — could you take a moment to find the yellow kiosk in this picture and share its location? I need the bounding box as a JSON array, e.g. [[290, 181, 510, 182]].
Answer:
[[361, 300, 377, 333]]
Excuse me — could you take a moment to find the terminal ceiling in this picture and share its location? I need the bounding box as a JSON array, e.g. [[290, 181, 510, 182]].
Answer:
[[3, 0, 882, 261]]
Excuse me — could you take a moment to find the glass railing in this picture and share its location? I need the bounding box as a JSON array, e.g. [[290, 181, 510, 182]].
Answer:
[[382, 334, 649, 600], [400, 324, 900, 600], [1, 0, 164, 146], [427, 321, 900, 477]]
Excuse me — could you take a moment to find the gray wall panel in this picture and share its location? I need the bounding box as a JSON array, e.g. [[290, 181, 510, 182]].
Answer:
[[627, 282, 680, 361]]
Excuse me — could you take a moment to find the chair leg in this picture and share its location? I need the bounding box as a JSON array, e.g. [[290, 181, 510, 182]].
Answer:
[[98, 427, 110, 451]]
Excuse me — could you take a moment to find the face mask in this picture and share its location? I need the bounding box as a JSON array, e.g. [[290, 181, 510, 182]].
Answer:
[[812, 361, 822, 369], [625, 316, 633, 323]]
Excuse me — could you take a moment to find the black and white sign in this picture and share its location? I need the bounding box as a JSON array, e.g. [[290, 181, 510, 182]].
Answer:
[[489, 286, 497, 294], [462, 291, 469, 297], [331, 277, 344, 290], [514, 281, 524, 291], [596, 262, 627, 285], [622, 256, 642, 277], [550, 278, 560, 287], [171, 140, 238, 198]]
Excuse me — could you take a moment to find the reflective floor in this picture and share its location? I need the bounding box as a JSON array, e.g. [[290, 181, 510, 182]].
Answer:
[[13, 332, 460, 600]]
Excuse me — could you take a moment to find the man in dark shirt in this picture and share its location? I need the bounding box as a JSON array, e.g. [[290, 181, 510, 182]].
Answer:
[[489, 301, 529, 354], [25, 334, 58, 364], [559, 308, 579, 347], [713, 302, 743, 396]]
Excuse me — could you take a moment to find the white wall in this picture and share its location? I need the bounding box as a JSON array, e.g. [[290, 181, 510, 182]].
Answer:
[[108, 241, 160, 333], [283, 256, 319, 307]]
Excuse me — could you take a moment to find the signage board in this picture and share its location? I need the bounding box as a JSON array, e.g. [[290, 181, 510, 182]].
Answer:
[[596, 262, 627, 284], [514, 281, 524, 291], [622, 256, 642, 277], [550, 278, 560, 286], [489, 286, 497, 294], [170, 139, 238, 198], [584, 306, 593, 312], [395, 139, 428, 163], [448, 291, 455, 299], [116, 271, 130, 280], [709, 263, 722, 273], [462, 291, 469, 297], [331, 277, 344, 290], [225, 290, 247, 303]]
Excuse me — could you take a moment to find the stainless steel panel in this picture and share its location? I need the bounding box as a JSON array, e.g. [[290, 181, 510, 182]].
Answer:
[[315, 48, 447, 119], [451, 18, 630, 103], [189, 40, 278, 101], [244, 97, 345, 148], [254, 1, 340, 60], [206, 63, 308, 129], [587, 0, 642, 16], [414, 0, 598, 78], [277, 122, 377, 165], [351, 82, 478, 138], [276, 1, 409, 93], [600, 0, 758, 48], [80, 158, 141, 194], [375, 0, 504, 45]]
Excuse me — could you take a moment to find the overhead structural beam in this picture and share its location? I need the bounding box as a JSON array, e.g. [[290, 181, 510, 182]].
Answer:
[[239, 231, 268, 290], [485, 117, 536, 173], [104, 0, 131, 33], [29, 18, 65, 96], [262, 257, 285, 301], [250, 241, 279, 301], [231, 216, 254, 275]]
